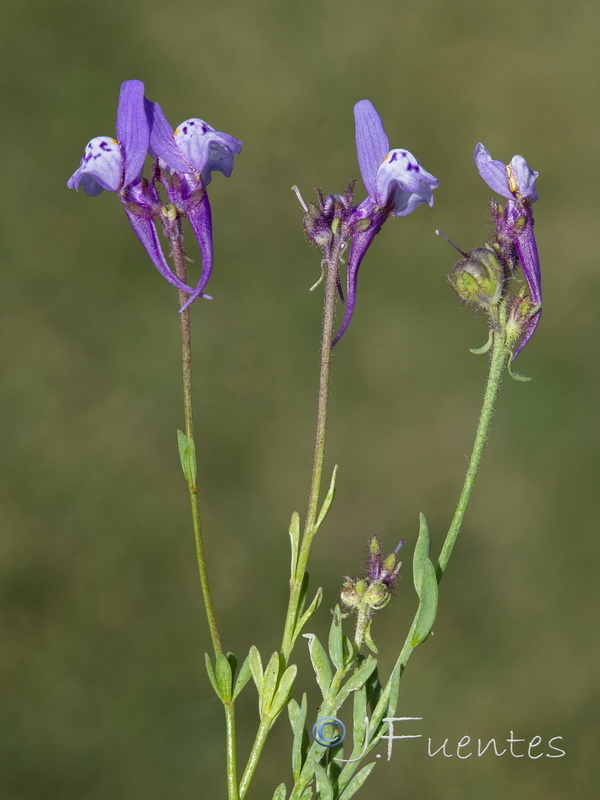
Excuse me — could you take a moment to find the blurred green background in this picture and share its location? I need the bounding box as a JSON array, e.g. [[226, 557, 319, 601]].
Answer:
[[1, 0, 599, 797]]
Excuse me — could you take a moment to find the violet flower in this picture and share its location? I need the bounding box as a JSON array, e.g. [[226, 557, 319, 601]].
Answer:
[[68, 80, 242, 309], [474, 143, 541, 355], [143, 100, 242, 310], [332, 100, 438, 344], [67, 80, 197, 298]]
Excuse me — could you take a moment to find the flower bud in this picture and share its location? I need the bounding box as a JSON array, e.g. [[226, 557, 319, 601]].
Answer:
[[450, 246, 505, 309], [364, 581, 390, 610], [303, 202, 332, 248]]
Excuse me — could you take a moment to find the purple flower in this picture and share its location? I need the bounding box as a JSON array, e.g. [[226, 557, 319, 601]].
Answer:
[[68, 80, 197, 298], [332, 100, 438, 345], [474, 143, 541, 355], [68, 80, 242, 308], [143, 100, 242, 309]]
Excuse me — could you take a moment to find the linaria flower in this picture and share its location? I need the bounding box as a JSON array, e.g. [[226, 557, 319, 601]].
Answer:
[[333, 100, 438, 344], [68, 80, 242, 308], [474, 143, 541, 355]]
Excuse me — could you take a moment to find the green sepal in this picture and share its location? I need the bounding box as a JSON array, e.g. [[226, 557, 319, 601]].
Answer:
[[215, 653, 233, 701], [334, 656, 377, 706], [338, 762, 376, 800], [469, 330, 493, 355], [507, 356, 532, 382], [315, 465, 338, 531], [289, 511, 300, 583], [204, 653, 221, 698], [313, 762, 334, 800], [293, 586, 323, 641], [177, 429, 197, 489], [271, 782, 287, 800], [248, 645, 264, 695], [260, 651, 281, 715], [270, 664, 298, 717], [411, 557, 438, 646], [303, 633, 333, 696], [288, 693, 308, 781], [232, 655, 252, 700], [328, 605, 344, 671]]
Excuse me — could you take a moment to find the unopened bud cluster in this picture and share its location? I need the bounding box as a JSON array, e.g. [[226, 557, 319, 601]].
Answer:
[[341, 535, 404, 650]]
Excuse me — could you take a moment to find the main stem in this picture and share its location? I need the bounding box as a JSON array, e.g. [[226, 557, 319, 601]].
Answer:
[[281, 235, 344, 660], [170, 223, 238, 800]]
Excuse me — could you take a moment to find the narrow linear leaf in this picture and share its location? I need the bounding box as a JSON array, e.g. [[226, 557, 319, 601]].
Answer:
[[352, 685, 368, 753], [176, 429, 197, 488], [248, 645, 264, 695], [411, 557, 439, 646], [413, 512, 432, 593], [313, 762, 334, 800], [261, 651, 281, 715], [294, 587, 323, 640], [270, 664, 298, 717], [215, 653, 233, 701], [233, 655, 252, 700], [271, 782, 287, 800], [303, 634, 333, 696], [288, 693, 308, 781], [315, 465, 338, 531], [328, 605, 344, 671], [334, 657, 377, 706], [339, 762, 376, 800], [289, 511, 300, 583], [204, 653, 221, 699]]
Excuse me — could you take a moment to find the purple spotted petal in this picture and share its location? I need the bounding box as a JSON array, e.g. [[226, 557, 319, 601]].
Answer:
[[375, 149, 439, 216], [116, 80, 150, 188], [508, 155, 538, 202], [67, 136, 123, 196], [145, 100, 193, 175], [173, 119, 242, 185], [474, 143, 512, 198], [121, 205, 196, 295], [354, 100, 390, 199]]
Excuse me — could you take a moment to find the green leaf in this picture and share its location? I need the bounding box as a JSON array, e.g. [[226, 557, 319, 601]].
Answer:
[[328, 606, 344, 671], [352, 684, 368, 753], [338, 762, 376, 800], [232, 655, 252, 700], [363, 620, 378, 654], [289, 511, 300, 583], [288, 693, 308, 781], [176, 429, 197, 489], [270, 664, 298, 717], [248, 645, 264, 695], [413, 512, 432, 593], [294, 587, 323, 641], [215, 653, 233, 701], [204, 653, 221, 699], [303, 633, 333, 696], [411, 557, 439, 646], [271, 782, 287, 800], [334, 657, 377, 706], [315, 465, 338, 531], [386, 662, 402, 718], [261, 651, 281, 715], [313, 762, 334, 800]]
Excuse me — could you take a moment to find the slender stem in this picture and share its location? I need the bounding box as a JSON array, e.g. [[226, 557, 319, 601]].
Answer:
[[171, 225, 223, 657], [239, 720, 271, 799], [281, 235, 344, 660], [437, 311, 510, 576], [224, 703, 239, 800], [168, 221, 238, 799]]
